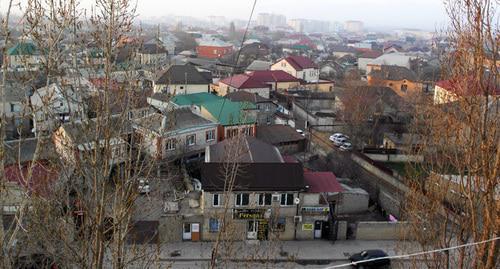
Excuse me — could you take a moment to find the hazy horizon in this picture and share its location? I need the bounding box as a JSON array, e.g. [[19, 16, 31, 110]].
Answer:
[[1, 0, 449, 31]]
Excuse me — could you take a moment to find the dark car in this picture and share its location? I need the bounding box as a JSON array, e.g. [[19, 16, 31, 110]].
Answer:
[[349, 249, 390, 268]]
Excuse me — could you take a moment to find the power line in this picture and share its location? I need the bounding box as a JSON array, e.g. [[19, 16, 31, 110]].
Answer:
[[216, 0, 257, 121], [324, 237, 500, 269]]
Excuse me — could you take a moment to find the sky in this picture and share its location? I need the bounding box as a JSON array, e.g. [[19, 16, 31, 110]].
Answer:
[[1, 0, 449, 31], [132, 0, 449, 31]]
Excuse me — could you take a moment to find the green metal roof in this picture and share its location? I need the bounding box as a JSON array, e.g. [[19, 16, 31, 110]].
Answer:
[[171, 92, 222, 106], [202, 99, 256, 126], [7, 42, 38, 56]]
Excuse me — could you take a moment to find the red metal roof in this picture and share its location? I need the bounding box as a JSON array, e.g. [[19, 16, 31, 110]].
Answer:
[[5, 161, 58, 196], [248, 70, 300, 83], [304, 171, 343, 193], [219, 74, 268, 89], [436, 78, 500, 96], [284, 56, 318, 70], [359, 50, 383, 59]]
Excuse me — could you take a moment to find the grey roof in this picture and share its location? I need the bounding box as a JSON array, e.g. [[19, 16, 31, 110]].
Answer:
[[149, 92, 170, 102], [369, 65, 417, 81], [225, 91, 270, 104], [139, 43, 167, 54], [156, 64, 212, 85], [207, 135, 284, 163], [256, 125, 306, 145], [4, 138, 56, 165], [61, 116, 131, 145], [133, 108, 215, 134], [246, 60, 272, 71]]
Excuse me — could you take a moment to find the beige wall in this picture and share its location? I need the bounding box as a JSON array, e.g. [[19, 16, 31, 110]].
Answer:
[[154, 83, 209, 95]]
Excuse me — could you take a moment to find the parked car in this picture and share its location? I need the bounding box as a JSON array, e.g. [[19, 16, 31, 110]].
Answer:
[[333, 137, 349, 146], [339, 142, 353, 151], [296, 129, 305, 136], [349, 249, 390, 268], [138, 179, 150, 194], [329, 133, 348, 142]]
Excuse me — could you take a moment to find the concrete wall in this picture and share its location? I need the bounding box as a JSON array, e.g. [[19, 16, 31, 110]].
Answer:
[[154, 83, 209, 95], [364, 153, 424, 163], [355, 221, 411, 240]]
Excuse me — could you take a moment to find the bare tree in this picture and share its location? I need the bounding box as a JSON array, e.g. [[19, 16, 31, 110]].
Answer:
[[404, 1, 498, 268]]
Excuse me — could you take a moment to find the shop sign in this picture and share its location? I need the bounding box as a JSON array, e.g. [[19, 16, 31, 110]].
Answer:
[[301, 206, 330, 215], [233, 209, 265, 219], [302, 223, 314, 231]]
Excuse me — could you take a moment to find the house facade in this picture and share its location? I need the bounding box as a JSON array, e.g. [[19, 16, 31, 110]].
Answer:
[[367, 65, 422, 96], [154, 64, 212, 94], [6, 42, 43, 71], [271, 56, 319, 83], [133, 109, 219, 160], [30, 83, 87, 135]]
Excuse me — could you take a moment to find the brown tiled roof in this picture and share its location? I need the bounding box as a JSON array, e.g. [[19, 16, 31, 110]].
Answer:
[[369, 65, 417, 81], [256, 125, 305, 145]]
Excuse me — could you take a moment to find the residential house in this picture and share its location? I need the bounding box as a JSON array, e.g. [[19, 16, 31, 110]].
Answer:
[[218, 74, 271, 99], [288, 91, 336, 131], [357, 50, 383, 72], [199, 136, 309, 241], [132, 108, 218, 160], [226, 91, 277, 124], [52, 117, 129, 166], [154, 64, 212, 94], [329, 45, 358, 58], [365, 52, 416, 74], [196, 38, 233, 59], [433, 79, 500, 105], [171, 93, 257, 141], [383, 133, 423, 152], [1, 79, 34, 138], [6, 42, 42, 71], [271, 55, 319, 83], [246, 60, 272, 72], [247, 70, 302, 91], [367, 65, 422, 96], [30, 83, 87, 135], [256, 124, 306, 154], [137, 42, 168, 66]]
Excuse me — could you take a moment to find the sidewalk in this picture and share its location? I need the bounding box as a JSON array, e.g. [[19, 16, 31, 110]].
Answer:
[[157, 240, 419, 262]]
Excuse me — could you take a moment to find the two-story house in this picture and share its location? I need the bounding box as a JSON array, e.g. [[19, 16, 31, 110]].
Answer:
[[6, 42, 43, 71], [199, 136, 306, 241], [367, 65, 422, 97], [30, 83, 87, 135], [132, 108, 219, 161], [226, 91, 277, 125], [52, 117, 129, 167], [154, 64, 212, 94], [171, 93, 257, 141], [271, 55, 319, 83]]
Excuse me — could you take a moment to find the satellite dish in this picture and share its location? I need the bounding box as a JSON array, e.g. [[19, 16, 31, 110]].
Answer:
[[294, 197, 301, 205]]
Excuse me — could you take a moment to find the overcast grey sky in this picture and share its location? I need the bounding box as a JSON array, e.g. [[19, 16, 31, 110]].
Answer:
[[132, 0, 449, 30], [2, 0, 449, 31]]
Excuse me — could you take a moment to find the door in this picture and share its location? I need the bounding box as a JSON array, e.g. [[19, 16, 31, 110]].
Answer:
[[247, 221, 257, 240], [314, 220, 322, 239], [191, 223, 200, 241], [182, 223, 191, 240]]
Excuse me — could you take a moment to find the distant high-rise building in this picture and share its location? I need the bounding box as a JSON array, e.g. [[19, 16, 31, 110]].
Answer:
[[208, 16, 227, 27], [288, 19, 331, 33], [344, 20, 364, 33], [257, 13, 287, 29]]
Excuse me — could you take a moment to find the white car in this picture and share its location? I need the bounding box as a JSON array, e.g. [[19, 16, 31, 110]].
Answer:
[[339, 142, 353, 151], [329, 133, 349, 142], [333, 137, 349, 146], [138, 179, 150, 194], [296, 129, 306, 136]]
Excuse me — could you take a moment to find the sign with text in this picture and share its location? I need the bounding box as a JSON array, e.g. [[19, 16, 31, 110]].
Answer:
[[302, 223, 314, 231], [301, 207, 330, 215], [233, 209, 265, 219]]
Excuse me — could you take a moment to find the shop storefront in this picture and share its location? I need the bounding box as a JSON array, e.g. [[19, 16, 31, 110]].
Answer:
[[233, 209, 269, 240]]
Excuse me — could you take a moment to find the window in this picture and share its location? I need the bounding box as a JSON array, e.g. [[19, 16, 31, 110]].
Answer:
[[206, 130, 215, 142], [213, 49, 218, 54], [401, 84, 408, 92], [281, 62, 286, 67], [212, 193, 221, 207], [112, 146, 122, 158], [180, 86, 184, 90], [60, 102, 64, 107], [242, 127, 253, 136], [10, 103, 20, 113], [186, 134, 196, 146], [209, 218, 220, 232], [165, 138, 176, 151], [280, 193, 294, 206], [258, 193, 272, 206], [235, 193, 249, 207], [274, 217, 286, 232], [226, 128, 238, 138]]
